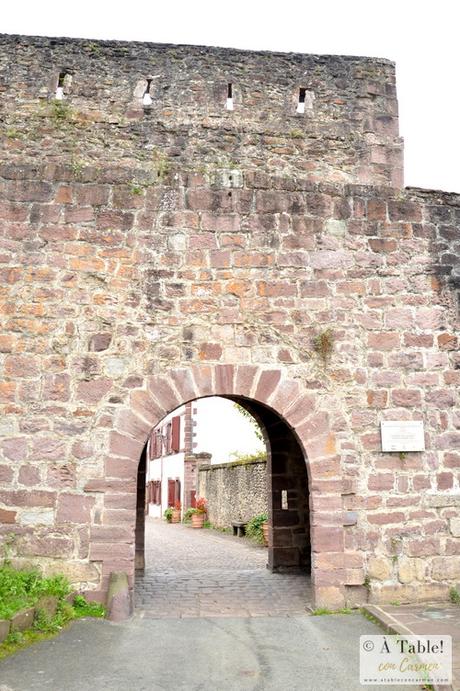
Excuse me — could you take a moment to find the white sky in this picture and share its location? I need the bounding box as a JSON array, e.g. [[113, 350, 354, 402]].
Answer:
[[195, 398, 265, 463], [2, 0, 459, 193]]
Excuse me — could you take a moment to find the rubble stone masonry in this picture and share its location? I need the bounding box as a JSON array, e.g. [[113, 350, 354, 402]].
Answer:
[[0, 34, 458, 608]]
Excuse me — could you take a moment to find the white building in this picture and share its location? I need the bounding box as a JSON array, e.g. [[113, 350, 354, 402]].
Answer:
[[145, 397, 264, 517]]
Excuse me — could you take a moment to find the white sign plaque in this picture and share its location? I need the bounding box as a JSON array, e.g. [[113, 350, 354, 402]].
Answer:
[[381, 421, 425, 452]]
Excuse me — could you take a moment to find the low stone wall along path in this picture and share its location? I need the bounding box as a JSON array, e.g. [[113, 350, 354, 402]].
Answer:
[[135, 518, 312, 618]]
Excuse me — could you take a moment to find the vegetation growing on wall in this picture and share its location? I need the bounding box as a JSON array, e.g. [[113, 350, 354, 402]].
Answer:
[[312, 328, 334, 367]]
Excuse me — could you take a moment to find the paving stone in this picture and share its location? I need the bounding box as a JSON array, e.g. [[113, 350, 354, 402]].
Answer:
[[135, 518, 311, 618]]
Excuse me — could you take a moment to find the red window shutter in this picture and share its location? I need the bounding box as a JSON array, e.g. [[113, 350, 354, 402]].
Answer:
[[168, 479, 175, 507], [157, 480, 162, 505], [171, 416, 180, 453], [166, 423, 172, 455], [175, 478, 181, 505]]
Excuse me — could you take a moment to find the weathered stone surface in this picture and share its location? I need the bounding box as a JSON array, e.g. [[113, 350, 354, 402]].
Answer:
[[40, 560, 101, 586], [450, 518, 460, 537], [0, 34, 458, 609], [425, 495, 460, 508], [0, 508, 16, 523], [398, 557, 425, 584], [20, 509, 54, 526], [368, 557, 392, 581], [106, 571, 132, 622], [0, 618, 10, 643], [10, 607, 34, 632], [35, 595, 58, 618], [56, 494, 95, 524], [431, 557, 460, 581]]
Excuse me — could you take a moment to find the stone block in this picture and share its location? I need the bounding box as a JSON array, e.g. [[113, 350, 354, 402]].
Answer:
[[367, 556, 391, 581], [425, 495, 460, 509], [314, 586, 345, 610], [398, 557, 417, 584], [311, 527, 344, 552], [89, 332, 112, 352], [0, 508, 16, 524], [109, 431, 144, 460], [10, 607, 35, 632], [345, 568, 365, 585], [344, 585, 368, 607], [431, 556, 460, 581], [20, 509, 54, 526], [106, 572, 132, 622], [0, 618, 10, 643], [35, 595, 58, 618], [450, 518, 460, 537], [40, 560, 101, 586], [56, 494, 95, 524], [76, 378, 112, 404], [254, 369, 281, 402]]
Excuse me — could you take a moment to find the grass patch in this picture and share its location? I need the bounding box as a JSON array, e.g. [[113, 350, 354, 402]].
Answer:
[[0, 565, 70, 619], [311, 607, 353, 616], [72, 594, 106, 618]]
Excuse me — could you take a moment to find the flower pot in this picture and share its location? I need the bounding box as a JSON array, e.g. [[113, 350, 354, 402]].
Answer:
[[191, 512, 205, 528], [262, 521, 269, 547], [171, 509, 181, 524]]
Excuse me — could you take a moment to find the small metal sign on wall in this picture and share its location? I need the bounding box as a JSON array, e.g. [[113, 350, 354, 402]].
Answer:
[[380, 420, 425, 452]]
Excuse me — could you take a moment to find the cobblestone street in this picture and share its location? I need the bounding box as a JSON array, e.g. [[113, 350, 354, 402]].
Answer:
[[135, 518, 312, 618]]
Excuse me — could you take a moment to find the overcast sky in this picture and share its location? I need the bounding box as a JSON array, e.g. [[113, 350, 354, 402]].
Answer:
[[2, 1, 459, 193], [195, 398, 264, 463]]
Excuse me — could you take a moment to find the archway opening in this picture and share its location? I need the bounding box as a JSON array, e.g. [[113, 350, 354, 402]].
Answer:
[[134, 394, 311, 616]]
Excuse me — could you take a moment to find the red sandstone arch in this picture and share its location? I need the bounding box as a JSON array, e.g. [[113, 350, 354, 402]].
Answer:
[[97, 365, 345, 609]]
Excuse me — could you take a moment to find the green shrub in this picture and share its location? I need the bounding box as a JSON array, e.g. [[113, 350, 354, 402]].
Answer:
[[183, 508, 194, 523], [449, 587, 460, 605], [164, 507, 173, 523], [245, 514, 268, 544]]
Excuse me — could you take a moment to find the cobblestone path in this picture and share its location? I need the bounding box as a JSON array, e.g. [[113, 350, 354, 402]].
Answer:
[[135, 517, 312, 618]]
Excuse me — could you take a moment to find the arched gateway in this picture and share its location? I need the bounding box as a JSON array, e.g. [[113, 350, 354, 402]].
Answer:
[[98, 365, 345, 610]]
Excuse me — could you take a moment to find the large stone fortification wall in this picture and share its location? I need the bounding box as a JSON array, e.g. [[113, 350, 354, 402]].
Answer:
[[0, 35, 458, 608]]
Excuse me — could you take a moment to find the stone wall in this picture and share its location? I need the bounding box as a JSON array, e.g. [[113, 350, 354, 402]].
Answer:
[[0, 34, 459, 608], [198, 457, 267, 528], [0, 34, 402, 187]]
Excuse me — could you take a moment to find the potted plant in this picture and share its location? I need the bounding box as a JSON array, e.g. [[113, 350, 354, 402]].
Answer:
[[171, 500, 181, 523], [190, 497, 207, 528], [164, 507, 173, 523]]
